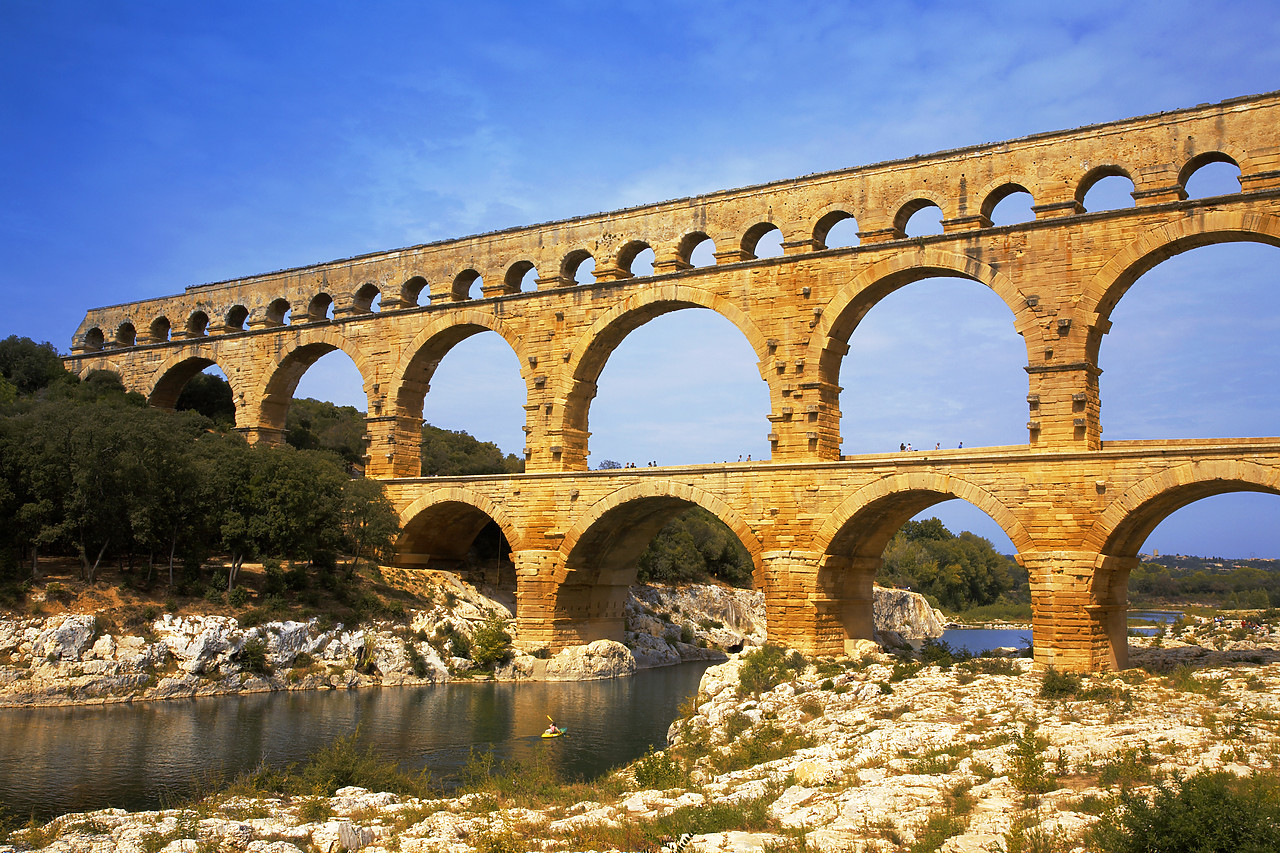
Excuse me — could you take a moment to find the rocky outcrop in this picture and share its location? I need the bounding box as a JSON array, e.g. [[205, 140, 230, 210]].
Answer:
[[872, 587, 947, 639]]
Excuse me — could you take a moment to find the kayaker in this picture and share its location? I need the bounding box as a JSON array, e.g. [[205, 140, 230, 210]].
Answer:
[[544, 722, 560, 736]]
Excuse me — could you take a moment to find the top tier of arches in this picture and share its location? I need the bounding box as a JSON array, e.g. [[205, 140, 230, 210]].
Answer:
[[71, 93, 1279, 353]]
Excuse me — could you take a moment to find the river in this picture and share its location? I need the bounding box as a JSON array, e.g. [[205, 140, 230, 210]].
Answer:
[[0, 662, 715, 822]]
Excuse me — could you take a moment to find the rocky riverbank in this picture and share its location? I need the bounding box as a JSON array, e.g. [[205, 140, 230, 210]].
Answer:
[[3, 616, 1276, 853], [0, 575, 943, 707]]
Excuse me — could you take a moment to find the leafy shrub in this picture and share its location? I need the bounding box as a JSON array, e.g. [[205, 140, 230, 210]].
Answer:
[[1039, 667, 1082, 700], [920, 638, 962, 669], [470, 613, 512, 669], [1085, 770, 1280, 853], [236, 638, 271, 676], [633, 746, 684, 789], [1008, 724, 1055, 803], [710, 722, 815, 773], [890, 658, 923, 682], [738, 644, 805, 697], [228, 586, 249, 607]]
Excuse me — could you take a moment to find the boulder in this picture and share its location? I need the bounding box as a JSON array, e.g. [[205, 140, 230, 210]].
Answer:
[[873, 588, 946, 639], [542, 639, 636, 681]]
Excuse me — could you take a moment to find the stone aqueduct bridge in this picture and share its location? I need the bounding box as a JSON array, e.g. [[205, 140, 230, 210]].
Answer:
[[66, 92, 1280, 672]]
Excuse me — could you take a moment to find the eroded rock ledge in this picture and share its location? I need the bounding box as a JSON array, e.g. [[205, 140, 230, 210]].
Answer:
[[0, 579, 940, 707]]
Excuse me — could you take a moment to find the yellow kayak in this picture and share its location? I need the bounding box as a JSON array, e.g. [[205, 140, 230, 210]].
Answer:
[[540, 727, 566, 738]]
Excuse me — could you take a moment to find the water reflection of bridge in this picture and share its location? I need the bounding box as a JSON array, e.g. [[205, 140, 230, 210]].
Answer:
[[66, 92, 1280, 671]]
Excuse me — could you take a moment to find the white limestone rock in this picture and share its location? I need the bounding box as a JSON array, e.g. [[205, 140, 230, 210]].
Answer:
[[542, 639, 636, 681]]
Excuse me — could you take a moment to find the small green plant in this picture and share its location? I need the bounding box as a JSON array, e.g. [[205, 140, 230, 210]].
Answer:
[[470, 613, 513, 670], [1008, 723, 1055, 804], [236, 638, 272, 676], [295, 796, 334, 822], [1038, 667, 1082, 700], [632, 746, 684, 789], [738, 644, 806, 697]]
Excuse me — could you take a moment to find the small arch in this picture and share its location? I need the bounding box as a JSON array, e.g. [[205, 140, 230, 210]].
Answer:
[[225, 305, 248, 331], [896, 199, 944, 237], [257, 329, 375, 435], [616, 240, 654, 277], [452, 269, 482, 301], [266, 298, 291, 326], [677, 232, 715, 268], [981, 182, 1035, 226], [115, 322, 137, 347], [562, 250, 595, 285], [1180, 153, 1242, 199], [742, 222, 783, 259], [504, 260, 537, 293], [1076, 166, 1135, 212], [401, 276, 429, 307], [83, 327, 105, 351], [149, 316, 171, 343], [353, 283, 381, 313], [150, 351, 238, 413], [813, 210, 859, 249], [185, 311, 209, 337], [307, 293, 334, 322]]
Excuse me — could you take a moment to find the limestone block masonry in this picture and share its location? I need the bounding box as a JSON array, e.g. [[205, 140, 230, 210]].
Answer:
[[66, 92, 1280, 672]]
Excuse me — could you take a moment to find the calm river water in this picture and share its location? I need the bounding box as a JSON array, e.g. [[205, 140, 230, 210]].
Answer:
[[0, 662, 714, 821]]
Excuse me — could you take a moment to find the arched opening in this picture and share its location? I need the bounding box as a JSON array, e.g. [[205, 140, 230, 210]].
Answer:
[[451, 270, 481, 301], [115, 322, 137, 347], [402, 276, 429, 307], [266, 298, 291, 326], [742, 223, 783, 259], [172, 363, 236, 427], [585, 308, 771, 467], [259, 343, 369, 469], [553, 491, 759, 645], [837, 277, 1027, 454], [306, 293, 334, 322], [562, 250, 595, 286], [617, 241, 655, 277], [149, 317, 171, 343], [679, 233, 716, 268], [185, 311, 209, 338], [814, 211, 859, 249], [83, 327, 105, 351], [353, 283, 381, 313], [1077, 167, 1135, 212], [1099, 242, 1280, 441], [225, 305, 248, 331], [982, 184, 1035, 226], [504, 260, 538, 293], [399, 328, 527, 475], [394, 502, 515, 589], [1140, 493, 1280, 562], [816, 488, 1023, 654], [897, 200, 944, 237], [1181, 154, 1242, 199]]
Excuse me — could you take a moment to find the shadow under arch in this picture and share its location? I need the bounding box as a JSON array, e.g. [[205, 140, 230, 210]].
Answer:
[[1085, 459, 1280, 558], [256, 329, 376, 438], [148, 349, 242, 413], [561, 284, 773, 469], [538, 480, 763, 647], [393, 487, 524, 570], [1082, 211, 1280, 363], [798, 471, 1028, 654]]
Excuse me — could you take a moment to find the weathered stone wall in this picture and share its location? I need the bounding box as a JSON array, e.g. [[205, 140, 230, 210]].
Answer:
[[62, 93, 1280, 671]]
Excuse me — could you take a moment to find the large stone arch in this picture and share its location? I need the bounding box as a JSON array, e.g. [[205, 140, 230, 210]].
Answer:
[[558, 479, 763, 585], [1082, 211, 1280, 363], [390, 310, 530, 416], [810, 247, 1032, 409], [393, 486, 525, 569], [815, 470, 1031, 559], [147, 348, 243, 414], [255, 328, 378, 437], [559, 283, 773, 468], [1085, 459, 1280, 558]]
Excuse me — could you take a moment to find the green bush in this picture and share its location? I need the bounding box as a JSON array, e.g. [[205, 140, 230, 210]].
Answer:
[[1038, 667, 1082, 700], [633, 746, 684, 789], [1008, 724, 1055, 803], [738, 644, 806, 697], [470, 613, 513, 670], [236, 638, 271, 676], [1085, 770, 1280, 853]]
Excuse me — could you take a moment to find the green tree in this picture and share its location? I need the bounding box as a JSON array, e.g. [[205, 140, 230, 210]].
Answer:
[[420, 424, 524, 475], [286, 397, 366, 466], [175, 372, 236, 426], [0, 336, 69, 395], [880, 517, 1018, 612], [637, 507, 754, 588], [340, 476, 401, 576]]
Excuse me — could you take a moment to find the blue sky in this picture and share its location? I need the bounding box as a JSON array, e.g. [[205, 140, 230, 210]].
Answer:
[[3, 0, 1279, 557]]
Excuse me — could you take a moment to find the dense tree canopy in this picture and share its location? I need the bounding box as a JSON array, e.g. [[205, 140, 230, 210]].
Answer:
[[637, 507, 755, 588], [879, 517, 1024, 612]]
